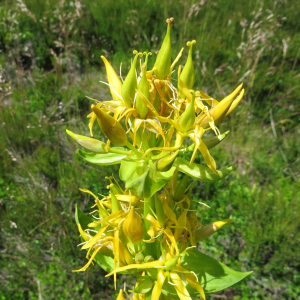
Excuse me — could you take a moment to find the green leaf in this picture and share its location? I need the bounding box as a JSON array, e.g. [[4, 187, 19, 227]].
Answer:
[[133, 278, 154, 293], [119, 159, 175, 198], [182, 249, 252, 293], [161, 249, 252, 298], [78, 149, 127, 165], [75, 205, 114, 273], [174, 157, 232, 182]]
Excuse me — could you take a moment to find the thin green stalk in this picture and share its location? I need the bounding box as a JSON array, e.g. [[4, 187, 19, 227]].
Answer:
[[109, 147, 131, 155], [125, 141, 142, 158]]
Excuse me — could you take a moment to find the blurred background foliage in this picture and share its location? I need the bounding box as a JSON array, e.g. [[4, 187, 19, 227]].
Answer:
[[0, 0, 299, 299]]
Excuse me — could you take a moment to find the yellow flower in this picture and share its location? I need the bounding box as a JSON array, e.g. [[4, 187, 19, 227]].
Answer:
[[106, 249, 206, 300]]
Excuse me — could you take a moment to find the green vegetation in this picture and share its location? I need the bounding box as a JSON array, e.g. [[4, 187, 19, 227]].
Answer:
[[0, 0, 299, 299]]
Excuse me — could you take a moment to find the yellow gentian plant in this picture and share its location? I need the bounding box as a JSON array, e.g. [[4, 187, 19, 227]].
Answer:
[[67, 18, 251, 300]]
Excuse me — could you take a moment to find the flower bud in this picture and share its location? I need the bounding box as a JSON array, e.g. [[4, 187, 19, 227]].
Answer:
[[179, 90, 196, 132], [123, 207, 143, 244], [154, 18, 174, 79], [66, 129, 108, 153], [116, 289, 126, 300], [110, 188, 122, 214], [195, 219, 232, 242], [101, 56, 122, 101], [155, 150, 179, 172], [144, 255, 154, 263], [121, 51, 142, 108], [135, 52, 151, 119], [135, 252, 144, 264], [179, 40, 196, 98], [197, 84, 244, 128], [92, 105, 127, 146]]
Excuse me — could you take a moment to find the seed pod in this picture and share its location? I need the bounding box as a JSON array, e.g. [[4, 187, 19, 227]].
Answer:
[[123, 207, 143, 244], [135, 252, 145, 264], [155, 150, 179, 172], [92, 105, 127, 146], [101, 56, 122, 101], [66, 129, 108, 153], [110, 189, 122, 214], [179, 40, 196, 98], [154, 18, 174, 79], [195, 219, 232, 242], [179, 90, 196, 132], [121, 51, 142, 108], [144, 255, 154, 263], [135, 52, 151, 119], [173, 175, 189, 202], [154, 194, 165, 228]]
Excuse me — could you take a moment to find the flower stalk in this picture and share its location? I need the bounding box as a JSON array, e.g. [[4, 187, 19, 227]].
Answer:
[[67, 17, 250, 300]]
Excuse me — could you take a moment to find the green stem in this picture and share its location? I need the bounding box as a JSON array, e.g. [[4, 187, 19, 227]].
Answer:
[[125, 141, 142, 158], [109, 147, 131, 155]]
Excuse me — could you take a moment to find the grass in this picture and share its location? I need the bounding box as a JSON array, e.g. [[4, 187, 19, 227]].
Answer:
[[0, 0, 300, 299]]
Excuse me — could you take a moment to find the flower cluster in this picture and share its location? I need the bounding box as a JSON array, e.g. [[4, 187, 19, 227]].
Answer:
[[67, 18, 249, 300]]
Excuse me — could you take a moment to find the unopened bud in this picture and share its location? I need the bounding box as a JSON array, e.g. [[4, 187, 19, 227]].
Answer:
[[66, 129, 108, 153], [144, 255, 154, 263], [195, 219, 232, 242], [135, 252, 145, 264], [123, 207, 143, 244], [92, 105, 127, 146], [155, 150, 179, 172]]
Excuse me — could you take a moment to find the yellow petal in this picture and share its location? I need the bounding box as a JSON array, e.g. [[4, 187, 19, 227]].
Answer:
[[81, 224, 108, 250], [164, 228, 179, 255], [225, 88, 245, 117], [116, 289, 126, 300], [101, 56, 122, 101], [78, 223, 90, 242], [73, 247, 101, 272], [170, 47, 184, 75], [174, 210, 187, 241], [151, 270, 166, 300], [106, 260, 165, 277], [163, 202, 177, 224], [146, 214, 162, 229], [88, 209, 125, 228], [116, 194, 139, 205], [170, 272, 192, 300]]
